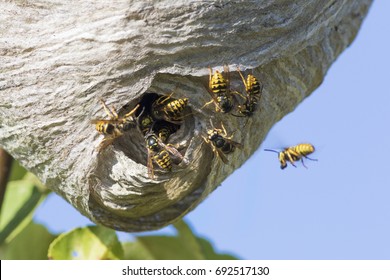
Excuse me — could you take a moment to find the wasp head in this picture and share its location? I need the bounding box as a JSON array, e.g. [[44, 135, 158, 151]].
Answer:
[[145, 134, 159, 151]]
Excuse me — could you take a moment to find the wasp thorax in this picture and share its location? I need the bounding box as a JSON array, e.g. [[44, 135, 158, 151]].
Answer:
[[214, 138, 226, 148]]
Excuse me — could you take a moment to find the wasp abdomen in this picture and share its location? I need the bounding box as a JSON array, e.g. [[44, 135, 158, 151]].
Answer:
[[221, 143, 235, 154], [247, 74, 262, 95], [210, 71, 227, 94], [166, 98, 188, 111], [154, 150, 172, 171], [293, 143, 315, 155], [152, 94, 189, 123]]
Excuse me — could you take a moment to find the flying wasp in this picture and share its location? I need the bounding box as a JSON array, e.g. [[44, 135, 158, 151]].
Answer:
[[151, 93, 189, 124], [264, 143, 317, 169], [202, 121, 242, 164], [145, 132, 186, 179], [203, 65, 236, 113], [232, 67, 263, 117], [91, 99, 140, 152]]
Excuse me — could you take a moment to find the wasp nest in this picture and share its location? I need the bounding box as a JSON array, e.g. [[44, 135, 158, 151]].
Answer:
[[0, 0, 372, 231]]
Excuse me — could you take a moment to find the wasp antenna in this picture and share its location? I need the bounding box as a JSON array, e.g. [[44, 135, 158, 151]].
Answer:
[[148, 121, 159, 134], [209, 119, 215, 128], [137, 105, 146, 118], [264, 149, 279, 154]]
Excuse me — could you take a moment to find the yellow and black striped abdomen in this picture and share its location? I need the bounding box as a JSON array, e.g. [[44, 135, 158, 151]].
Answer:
[[165, 98, 188, 115], [292, 143, 315, 157], [247, 74, 262, 95], [153, 150, 172, 171], [210, 71, 227, 95], [95, 122, 115, 135]]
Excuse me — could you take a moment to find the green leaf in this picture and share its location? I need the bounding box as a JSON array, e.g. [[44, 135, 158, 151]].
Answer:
[[122, 240, 158, 260], [0, 221, 56, 260], [8, 160, 27, 181], [0, 178, 46, 244], [173, 219, 204, 259], [122, 220, 239, 260], [48, 226, 124, 260], [124, 236, 202, 260], [197, 238, 239, 260]]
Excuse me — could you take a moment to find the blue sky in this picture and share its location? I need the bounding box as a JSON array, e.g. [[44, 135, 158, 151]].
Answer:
[[34, 1, 390, 259]]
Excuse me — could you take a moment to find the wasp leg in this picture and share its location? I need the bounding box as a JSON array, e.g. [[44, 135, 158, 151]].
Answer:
[[201, 135, 210, 144], [100, 99, 118, 120], [285, 152, 297, 168], [201, 99, 217, 110], [304, 156, 318, 161], [223, 64, 231, 90], [231, 90, 247, 99], [156, 92, 175, 106], [220, 122, 228, 137], [221, 122, 235, 139], [237, 66, 248, 91], [220, 122, 238, 143], [111, 106, 119, 119], [208, 66, 213, 89], [123, 103, 140, 118]]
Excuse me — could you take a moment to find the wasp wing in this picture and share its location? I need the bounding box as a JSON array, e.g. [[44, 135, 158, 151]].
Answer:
[[147, 149, 155, 179], [229, 139, 243, 150], [215, 146, 229, 164], [157, 139, 186, 163], [90, 119, 121, 124]]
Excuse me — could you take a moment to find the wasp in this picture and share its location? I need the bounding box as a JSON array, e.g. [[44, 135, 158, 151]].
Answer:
[[136, 106, 155, 135], [232, 67, 263, 117], [91, 99, 140, 151], [145, 132, 186, 179], [151, 93, 189, 124], [152, 120, 179, 143], [237, 67, 263, 96], [264, 143, 317, 169], [232, 92, 258, 117], [203, 65, 236, 113], [202, 122, 242, 164]]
